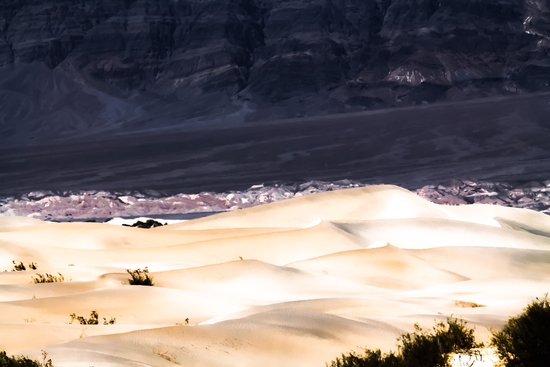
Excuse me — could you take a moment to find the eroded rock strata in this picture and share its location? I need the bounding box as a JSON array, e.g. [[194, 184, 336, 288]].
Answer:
[[1, 179, 549, 221], [2, 0, 550, 142]]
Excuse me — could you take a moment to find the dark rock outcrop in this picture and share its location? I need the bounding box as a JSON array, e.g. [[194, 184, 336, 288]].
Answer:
[[1, 0, 550, 143], [122, 219, 165, 228]]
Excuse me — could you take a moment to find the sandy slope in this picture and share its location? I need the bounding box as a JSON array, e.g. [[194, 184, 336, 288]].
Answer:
[[0, 185, 548, 366]]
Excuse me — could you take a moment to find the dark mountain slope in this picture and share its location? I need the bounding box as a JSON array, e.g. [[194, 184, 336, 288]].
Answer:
[[1, 0, 550, 144]]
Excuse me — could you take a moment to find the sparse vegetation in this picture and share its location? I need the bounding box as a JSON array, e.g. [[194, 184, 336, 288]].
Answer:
[[31, 273, 65, 283], [491, 294, 550, 367], [0, 350, 40, 367], [69, 310, 99, 325], [103, 316, 117, 325], [69, 310, 116, 325], [127, 267, 154, 286], [0, 350, 52, 367], [11, 261, 38, 272], [399, 318, 481, 367], [40, 351, 52, 367], [12, 261, 26, 271], [454, 300, 484, 308], [327, 318, 482, 367]]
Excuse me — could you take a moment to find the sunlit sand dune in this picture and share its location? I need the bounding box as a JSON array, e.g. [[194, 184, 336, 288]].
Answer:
[[336, 218, 550, 250], [0, 185, 548, 366], [173, 185, 454, 230], [153, 259, 386, 302], [286, 245, 469, 290]]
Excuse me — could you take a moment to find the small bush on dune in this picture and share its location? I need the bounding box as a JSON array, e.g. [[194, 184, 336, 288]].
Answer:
[[329, 349, 402, 367], [399, 318, 481, 367], [11, 261, 38, 272], [69, 310, 116, 325], [491, 294, 550, 367], [327, 318, 481, 367], [103, 316, 117, 325], [31, 273, 64, 283], [0, 350, 40, 367], [69, 310, 99, 325], [0, 350, 52, 367], [127, 267, 154, 286], [12, 261, 26, 272]]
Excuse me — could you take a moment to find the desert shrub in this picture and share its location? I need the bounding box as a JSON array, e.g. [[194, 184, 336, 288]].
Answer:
[[31, 273, 64, 283], [12, 261, 26, 271], [0, 350, 52, 367], [11, 261, 38, 272], [328, 349, 402, 367], [103, 316, 117, 325], [69, 310, 116, 325], [127, 267, 154, 286], [0, 350, 40, 367], [69, 310, 99, 325], [491, 294, 550, 367], [398, 318, 481, 367], [327, 318, 481, 367]]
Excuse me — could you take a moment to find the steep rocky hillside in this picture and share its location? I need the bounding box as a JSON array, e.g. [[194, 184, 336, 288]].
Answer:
[[1, 0, 550, 143]]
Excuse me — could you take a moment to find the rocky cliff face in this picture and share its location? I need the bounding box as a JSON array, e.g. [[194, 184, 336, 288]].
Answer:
[[1, 0, 550, 143]]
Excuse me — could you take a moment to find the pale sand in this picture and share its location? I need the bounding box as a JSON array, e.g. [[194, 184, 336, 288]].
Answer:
[[0, 185, 548, 366]]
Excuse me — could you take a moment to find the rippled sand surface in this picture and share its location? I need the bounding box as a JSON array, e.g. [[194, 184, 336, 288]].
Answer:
[[1, 185, 549, 366]]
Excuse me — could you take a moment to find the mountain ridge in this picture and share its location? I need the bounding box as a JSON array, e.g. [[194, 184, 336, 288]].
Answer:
[[2, 0, 550, 144]]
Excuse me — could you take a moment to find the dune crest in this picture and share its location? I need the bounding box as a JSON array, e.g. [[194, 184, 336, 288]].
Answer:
[[1, 185, 548, 366]]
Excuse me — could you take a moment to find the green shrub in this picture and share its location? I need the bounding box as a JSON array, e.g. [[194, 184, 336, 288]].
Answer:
[[328, 349, 402, 367], [491, 294, 550, 367], [127, 267, 154, 286], [327, 318, 481, 367], [0, 350, 52, 367], [398, 318, 481, 367], [31, 273, 64, 283]]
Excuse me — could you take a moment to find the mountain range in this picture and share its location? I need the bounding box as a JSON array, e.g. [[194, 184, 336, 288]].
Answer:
[[2, 0, 550, 145]]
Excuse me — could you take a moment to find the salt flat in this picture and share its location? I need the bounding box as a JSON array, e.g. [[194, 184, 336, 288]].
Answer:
[[0, 185, 548, 366]]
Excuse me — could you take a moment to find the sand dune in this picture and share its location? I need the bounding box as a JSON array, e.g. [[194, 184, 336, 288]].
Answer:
[[335, 218, 550, 250], [30, 310, 402, 367], [0, 185, 548, 366], [153, 259, 386, 302], [172, 186, 454, 230], [286, 245, 468, 290]]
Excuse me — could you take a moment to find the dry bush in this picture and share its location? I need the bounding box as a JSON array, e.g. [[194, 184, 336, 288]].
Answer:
[[328, 318, 482, 367], [491, 294, 550, 367], [127, 267, 154, 286], [31, 273, 64, 283], [0, 350, 52, 367], [69, 310, 99, 325]]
